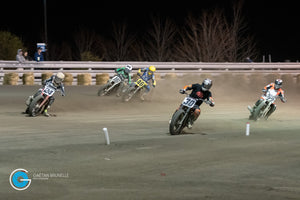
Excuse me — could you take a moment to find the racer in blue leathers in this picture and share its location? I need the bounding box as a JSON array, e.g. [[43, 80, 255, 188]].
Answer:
[[137, 66, 156, 100]]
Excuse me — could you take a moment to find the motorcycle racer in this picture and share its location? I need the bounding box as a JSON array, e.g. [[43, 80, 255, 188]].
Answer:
[[25, 72, 65, 117], [179, 78, 215, 128], [137, 66, 156, 100], [114, 64, 133, 96], [248, 79, 286, 119]]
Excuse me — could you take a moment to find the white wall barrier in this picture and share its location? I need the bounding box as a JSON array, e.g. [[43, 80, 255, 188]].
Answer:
[[1, 61, 300, 85]]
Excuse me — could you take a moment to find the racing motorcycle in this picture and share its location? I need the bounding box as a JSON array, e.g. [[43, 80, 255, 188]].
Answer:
[[122, 77, 148, 102], [26, 83, 58, 117], [248, 88, 279, 121], [97, 74, 127, 96], [169, 91, 210, 135]]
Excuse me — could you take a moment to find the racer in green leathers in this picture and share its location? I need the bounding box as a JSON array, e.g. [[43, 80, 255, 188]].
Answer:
[[115, 64, 133, 96]]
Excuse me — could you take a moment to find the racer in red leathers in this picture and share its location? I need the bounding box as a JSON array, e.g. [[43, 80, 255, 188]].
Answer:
[[248, 79, 286, 119]]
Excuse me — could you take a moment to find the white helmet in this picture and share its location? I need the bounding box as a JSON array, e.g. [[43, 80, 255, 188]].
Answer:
[[54, 72, 65, 85], [125, 64, 133, 74], [202, 78, 212, 91]]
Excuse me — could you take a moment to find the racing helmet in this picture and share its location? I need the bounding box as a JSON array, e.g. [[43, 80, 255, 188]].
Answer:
[[124, 64, 133, 74], [54, 72, 65, 85], [274, 79, 282, 90], [148, 66, 156, 75], [201, 78, 212, 91]]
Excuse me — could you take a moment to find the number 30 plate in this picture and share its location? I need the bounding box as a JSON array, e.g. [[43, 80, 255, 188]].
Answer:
[[43, 85, 55, 96], [182, 97, 197, 108]]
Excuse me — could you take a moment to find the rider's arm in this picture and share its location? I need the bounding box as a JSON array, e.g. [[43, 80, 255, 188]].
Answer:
[[152, 74, 156, 87], [206, 92, 215, 107], [137, 68, 146, 76], [263, 83, 273, 93], [279, 90, 286, 103], [137, 69, 141, 76], [115, 67, 124, 73], [43, 75, 54, 86], [180, 84, 192, 94], [183, 84, 192, 90], [58, 83, 65, 96]]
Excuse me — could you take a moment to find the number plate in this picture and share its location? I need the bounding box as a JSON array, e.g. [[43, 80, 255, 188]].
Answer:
[[182, 97, 197, 108], [43, 85, 56, 96], [265, 89, 277, 102], [111, 76, 122, 84], [135, 78, 147, 88]]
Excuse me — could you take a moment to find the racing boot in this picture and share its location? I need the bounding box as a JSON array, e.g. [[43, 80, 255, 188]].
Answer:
[[187, 118, 193, 129], [43, 106, 50, 117], [140, 92, 147, 101], [247, 105, 253, 113], [187, 114, 196, 129], [249, 99, 263, 113]]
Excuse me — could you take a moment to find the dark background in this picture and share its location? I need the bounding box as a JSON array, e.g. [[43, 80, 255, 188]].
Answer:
[[1, 0, 300, 62]]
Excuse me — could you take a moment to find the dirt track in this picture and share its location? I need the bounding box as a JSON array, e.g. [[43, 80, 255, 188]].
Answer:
[[1, 75, 300, 200]]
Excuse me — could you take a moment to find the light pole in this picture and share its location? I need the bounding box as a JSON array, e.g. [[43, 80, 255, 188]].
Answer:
[[43, 0, 48, 60]]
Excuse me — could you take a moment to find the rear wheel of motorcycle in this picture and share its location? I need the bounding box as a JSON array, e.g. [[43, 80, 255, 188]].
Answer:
[[252, 101, 265, 121], [122, 87, 136, 102], [169, 109, 185, 135], [97, 83, 111, 96], [28, 95, 44, 117]]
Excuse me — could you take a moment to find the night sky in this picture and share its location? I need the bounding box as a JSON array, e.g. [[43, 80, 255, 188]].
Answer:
[[1, 0, 300, 62]]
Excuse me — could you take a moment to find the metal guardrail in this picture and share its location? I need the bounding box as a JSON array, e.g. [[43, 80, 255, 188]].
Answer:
[[1, 61, 300, 84]]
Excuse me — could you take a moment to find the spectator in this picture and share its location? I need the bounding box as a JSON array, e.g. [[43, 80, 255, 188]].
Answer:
[[245, 57, 253, 62], [34, 47, 44, 62], [16, 49, 26, 63], [23, 51, 32, 61]]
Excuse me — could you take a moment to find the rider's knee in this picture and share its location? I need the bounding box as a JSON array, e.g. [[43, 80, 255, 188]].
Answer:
[[194, 109, 201, 117]]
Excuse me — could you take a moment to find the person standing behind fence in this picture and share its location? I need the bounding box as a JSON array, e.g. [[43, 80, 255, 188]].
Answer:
[[24, 51, 32, 61], [16, 49, 26, 63], [34, 47, 44, 62]]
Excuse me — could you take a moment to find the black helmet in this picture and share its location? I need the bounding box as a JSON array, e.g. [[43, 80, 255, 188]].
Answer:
[[274, 79, 282, 89], [202, 78, 212, 91]]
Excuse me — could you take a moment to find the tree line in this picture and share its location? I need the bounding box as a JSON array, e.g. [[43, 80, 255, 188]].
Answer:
[[0, 1, 258, 62]]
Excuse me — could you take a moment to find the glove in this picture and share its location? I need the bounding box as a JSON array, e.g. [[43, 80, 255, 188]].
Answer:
[[179, 89, 186, 94]]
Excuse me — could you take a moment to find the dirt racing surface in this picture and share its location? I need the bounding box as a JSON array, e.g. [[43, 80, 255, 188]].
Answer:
[[1, 74, 300, 200]]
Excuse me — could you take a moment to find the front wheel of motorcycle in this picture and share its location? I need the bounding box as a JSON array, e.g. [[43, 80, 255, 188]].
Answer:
[[169, 109, 185, 135], [251, 101, 265, 121], [28, 94, 44, 117], [97, 83, 111, 96]]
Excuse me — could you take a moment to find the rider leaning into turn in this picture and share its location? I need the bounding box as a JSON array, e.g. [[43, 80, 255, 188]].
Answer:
[[248, 79, 286, 119], [137, 65, 156, 101], [179, 78, 215, 128], [25, 72, 65, 117], [115, 64, 133, 96]]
